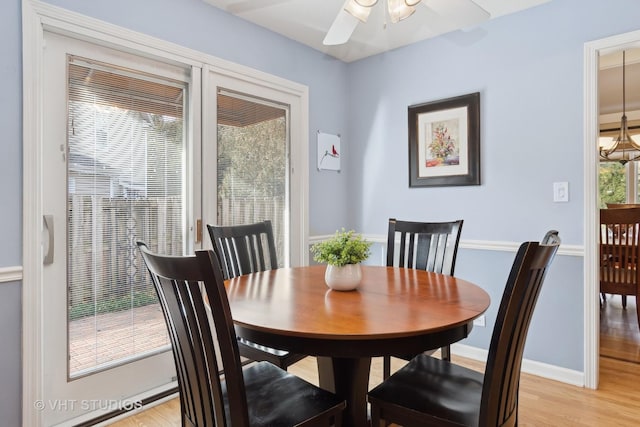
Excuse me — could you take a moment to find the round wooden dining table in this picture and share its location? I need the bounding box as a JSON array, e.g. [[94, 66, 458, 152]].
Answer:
[[225, 265, 490, 427]]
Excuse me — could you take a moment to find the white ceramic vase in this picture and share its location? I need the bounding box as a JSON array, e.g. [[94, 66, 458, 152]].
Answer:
[[324, 264, 362, 291]]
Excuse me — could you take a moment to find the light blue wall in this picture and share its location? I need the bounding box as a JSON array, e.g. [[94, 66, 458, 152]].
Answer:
[[346, 0, 598, 242], [0, 282, 22, 427], [455, 248, 584, 369], [344, 0, 640, 372], [1, 0, 23, 424], [1, 0, 22, 266], [5, 0, 640, 425], [345, 0, 640, 241]]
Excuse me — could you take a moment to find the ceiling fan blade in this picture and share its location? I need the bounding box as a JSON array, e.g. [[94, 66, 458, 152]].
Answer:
[[225, 0, 294, 14], [323, 9, 360, 46], [421, 0, 490, 29]]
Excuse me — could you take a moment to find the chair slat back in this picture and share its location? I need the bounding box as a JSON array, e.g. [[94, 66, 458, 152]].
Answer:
[[386, 218, 463, 275], [137, 242, 250, 427], [599, 208, 640, 294], [207, 220, 278, 280], [480, 237, 560, 427]]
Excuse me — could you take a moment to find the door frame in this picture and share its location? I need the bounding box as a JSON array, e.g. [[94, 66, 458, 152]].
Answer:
[[584, 29, 640, 389], [22, 1, 309, 425]]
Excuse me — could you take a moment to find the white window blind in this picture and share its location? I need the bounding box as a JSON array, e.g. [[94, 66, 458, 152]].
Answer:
[[67, 57, 186, 377], [216, 90, 289, 265]]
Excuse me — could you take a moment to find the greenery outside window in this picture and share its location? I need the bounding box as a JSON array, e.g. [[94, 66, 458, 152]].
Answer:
[[598, 159, 640, 208]]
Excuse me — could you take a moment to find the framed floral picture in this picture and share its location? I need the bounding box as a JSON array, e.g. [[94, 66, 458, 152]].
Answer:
[[408, 92, 480, 187]]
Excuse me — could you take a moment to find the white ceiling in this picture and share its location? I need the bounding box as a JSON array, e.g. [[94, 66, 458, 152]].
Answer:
[[202, 0, 552, 62], [599, 49, 640, 122], [202, 0, 639, 123]]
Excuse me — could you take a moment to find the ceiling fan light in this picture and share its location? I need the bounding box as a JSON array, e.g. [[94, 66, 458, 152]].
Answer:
[[354, 0, 378, 6], [404, 0, 422, 6], [387, 0, 415, 23], [345, 0, 373, 23]]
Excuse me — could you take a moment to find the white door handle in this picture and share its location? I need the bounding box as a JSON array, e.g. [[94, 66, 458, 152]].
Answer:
[[43, 215, 54, 265]]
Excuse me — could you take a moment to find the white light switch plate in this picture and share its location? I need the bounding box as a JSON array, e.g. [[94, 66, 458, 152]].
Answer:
[[553, 182, 569, 202], [473, 315, 486, 327]]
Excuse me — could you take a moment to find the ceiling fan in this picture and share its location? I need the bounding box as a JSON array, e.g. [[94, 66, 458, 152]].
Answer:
[[323, 0, 490, 46]]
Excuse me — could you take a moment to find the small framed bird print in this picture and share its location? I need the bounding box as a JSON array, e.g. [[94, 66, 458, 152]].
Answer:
[[317, 131, 341, 171]]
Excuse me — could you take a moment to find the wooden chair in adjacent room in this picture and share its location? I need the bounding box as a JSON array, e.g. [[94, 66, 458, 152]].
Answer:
[[207, 220, 307, 370], [382, 217, 464, 379], [599, 207, 640, 326], [137, 242, 345, 427], [606, 203, 640, 209], [367, 232, 560, 427]]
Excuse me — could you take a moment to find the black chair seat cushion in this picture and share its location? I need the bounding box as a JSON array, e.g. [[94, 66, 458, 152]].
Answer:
[[223, 361, 345, 426], [368, 355, 483, 426]]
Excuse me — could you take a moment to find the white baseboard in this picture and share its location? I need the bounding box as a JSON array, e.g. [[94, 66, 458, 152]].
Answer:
[[92, 390, 179, 427], [52, 382, 178, 427], [452, 343, 585, 387]]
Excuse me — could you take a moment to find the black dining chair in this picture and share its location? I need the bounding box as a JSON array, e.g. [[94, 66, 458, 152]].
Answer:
[[367, 232, 560, 427], [137, 242, 346, 427], [542, 229, 559, 244], [207, 220, 279, 279], [207, 220, 307, 370], [383, 217, 464, 378]]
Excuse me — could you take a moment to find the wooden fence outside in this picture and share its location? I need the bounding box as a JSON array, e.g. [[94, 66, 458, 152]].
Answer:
[[68, 195, 284, 310], [217, 196, 285, 266], [68, 196, 183, 308]]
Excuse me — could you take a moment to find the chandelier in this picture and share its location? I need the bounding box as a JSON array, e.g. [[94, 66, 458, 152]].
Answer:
[[344, 0, 420, 24], [600, 50, 640, 165]]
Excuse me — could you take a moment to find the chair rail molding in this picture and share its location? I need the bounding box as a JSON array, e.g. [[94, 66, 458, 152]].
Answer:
[[309, 234, 583, 258], [0, 266, 22, 284]]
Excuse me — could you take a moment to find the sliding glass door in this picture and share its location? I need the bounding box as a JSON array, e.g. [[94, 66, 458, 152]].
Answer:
[[216, 90, 290, 264], [41, 32, 194, 426], [203, 69, 308, 267]]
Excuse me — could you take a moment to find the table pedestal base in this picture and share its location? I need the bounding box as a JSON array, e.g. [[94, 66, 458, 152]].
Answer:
[[317, 356, 372, 427]]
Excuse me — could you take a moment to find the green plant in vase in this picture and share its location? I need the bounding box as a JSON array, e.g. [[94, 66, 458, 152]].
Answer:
[[311, 229, 372, 291]]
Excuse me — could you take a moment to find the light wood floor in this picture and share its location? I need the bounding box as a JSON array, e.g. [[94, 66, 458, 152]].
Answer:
[[108, 353, 640, 426], [107, 298, 640, 426], [599, 294, 640, 363]]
